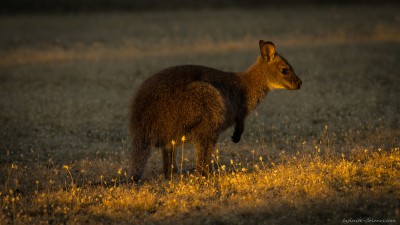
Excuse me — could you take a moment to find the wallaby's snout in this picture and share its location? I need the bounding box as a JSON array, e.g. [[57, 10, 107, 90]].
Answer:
[[288, 73, 302, 90], [296, 79, 302, 89]]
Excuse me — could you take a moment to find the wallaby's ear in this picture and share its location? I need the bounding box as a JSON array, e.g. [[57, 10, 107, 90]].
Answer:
[[259, 40, 275, 62]]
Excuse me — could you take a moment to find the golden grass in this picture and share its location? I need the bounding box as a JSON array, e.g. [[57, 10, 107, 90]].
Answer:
[[1, 146, 399, 224]]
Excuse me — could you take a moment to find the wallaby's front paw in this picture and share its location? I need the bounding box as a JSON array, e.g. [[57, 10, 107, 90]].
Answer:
[[231, 134, 241, 143]]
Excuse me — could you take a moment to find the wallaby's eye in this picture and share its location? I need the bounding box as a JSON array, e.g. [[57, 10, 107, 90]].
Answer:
[[281, 68, 289, 75]]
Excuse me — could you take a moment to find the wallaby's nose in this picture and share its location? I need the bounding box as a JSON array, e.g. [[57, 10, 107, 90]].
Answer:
[[297, 80, 302, 89]]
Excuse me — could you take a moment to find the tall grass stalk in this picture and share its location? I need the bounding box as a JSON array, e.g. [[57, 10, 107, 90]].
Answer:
[[63, 165, 75, 188], [171, 140, 176, 183], [180, 136, 186, 183]]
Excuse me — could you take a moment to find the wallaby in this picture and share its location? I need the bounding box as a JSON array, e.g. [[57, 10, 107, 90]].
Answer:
[[129, 40, 302, 182]]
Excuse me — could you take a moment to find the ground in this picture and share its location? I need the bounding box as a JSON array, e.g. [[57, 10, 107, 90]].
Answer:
[[0, 4, 399, 224]]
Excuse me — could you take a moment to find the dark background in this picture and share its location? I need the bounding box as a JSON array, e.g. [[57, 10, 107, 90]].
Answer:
[[2, 0, 399, 13]]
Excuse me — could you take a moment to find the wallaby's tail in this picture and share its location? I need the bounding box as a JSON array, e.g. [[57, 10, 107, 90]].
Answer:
[[130, 139, 151, 183]]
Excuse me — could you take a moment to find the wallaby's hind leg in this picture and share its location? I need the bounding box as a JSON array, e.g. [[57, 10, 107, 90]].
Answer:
[[162, 146, 177, 178], [194, 137, 217, 177], [184, 82, 224, 177], [131, 142, 151, 183]]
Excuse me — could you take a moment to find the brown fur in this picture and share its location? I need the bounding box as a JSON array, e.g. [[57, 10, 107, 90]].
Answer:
[[129, 40, 302, 182]]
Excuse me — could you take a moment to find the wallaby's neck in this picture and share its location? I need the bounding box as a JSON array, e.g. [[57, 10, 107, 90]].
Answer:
[[238, 56, 270, 113]]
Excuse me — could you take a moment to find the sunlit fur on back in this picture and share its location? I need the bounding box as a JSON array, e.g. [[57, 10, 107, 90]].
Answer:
[[129, 40, 302, 182]]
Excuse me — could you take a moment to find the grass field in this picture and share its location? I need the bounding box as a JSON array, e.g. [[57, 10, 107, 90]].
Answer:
[[1, 4, 399, 224]]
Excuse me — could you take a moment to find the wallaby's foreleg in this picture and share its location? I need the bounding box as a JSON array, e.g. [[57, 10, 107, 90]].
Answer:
[[162, 147, 177, 178], [232, 118, 245, 143]]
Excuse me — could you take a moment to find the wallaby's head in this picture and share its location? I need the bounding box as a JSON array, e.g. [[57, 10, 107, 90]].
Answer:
[[258, 40, 302, 90]]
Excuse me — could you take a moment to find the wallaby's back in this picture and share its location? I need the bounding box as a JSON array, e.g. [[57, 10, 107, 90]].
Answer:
[[130, 65, 239, 147]]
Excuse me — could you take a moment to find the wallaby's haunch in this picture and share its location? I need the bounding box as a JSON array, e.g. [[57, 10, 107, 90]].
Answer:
[[129, 40, 302, 182]]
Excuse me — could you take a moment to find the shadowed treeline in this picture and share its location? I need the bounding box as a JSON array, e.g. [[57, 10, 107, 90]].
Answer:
[[1, 0, 399, 13]]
